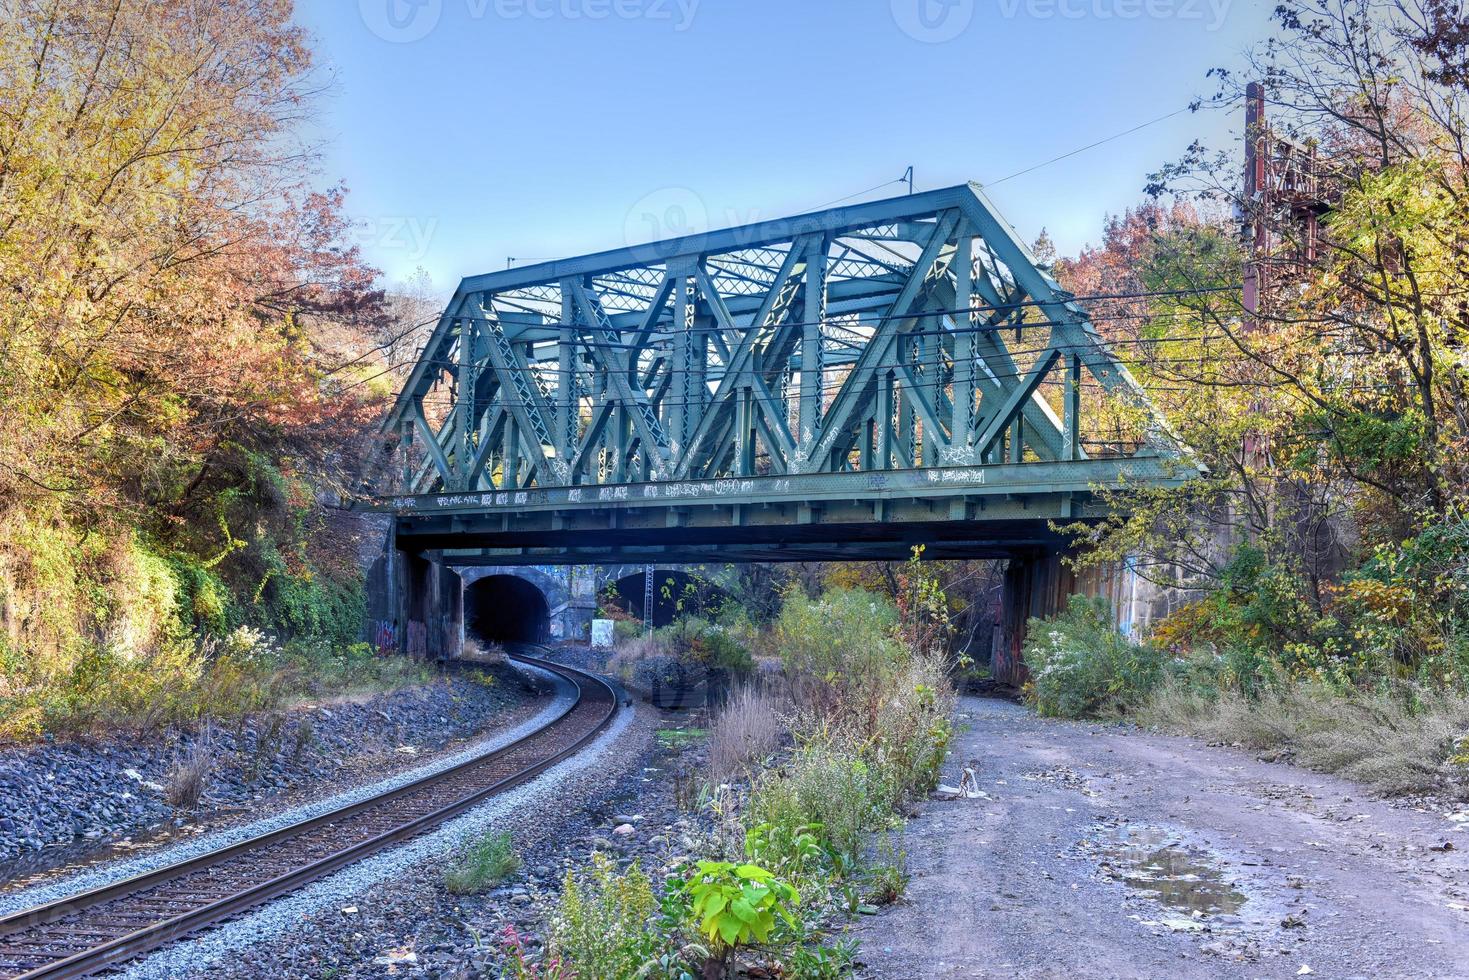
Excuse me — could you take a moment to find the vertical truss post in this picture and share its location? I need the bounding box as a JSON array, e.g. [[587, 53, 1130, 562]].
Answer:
[[799, 236, 827, 448], [558, 289, 577, 466], [951, 231, 975, 456], [504, 415, 520, 487], [896, 383, 915, 468], [668, 259, 698, 451], [875, 371, 894, 468], [455, 316, 476, 489], [916, 307, 944, 462], [736, 388, 755, 476], [1064, 351, 1082, 461], [860, 410, 876, 470], [399, 420, 414, 492], [670, 271, 690, 451]]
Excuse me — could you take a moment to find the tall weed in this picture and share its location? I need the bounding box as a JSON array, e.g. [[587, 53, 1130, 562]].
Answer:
[[707, 685, 786, 783], [542, 853, 662, 978]]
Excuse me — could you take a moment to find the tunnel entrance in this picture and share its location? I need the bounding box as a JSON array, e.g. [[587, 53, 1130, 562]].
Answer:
[[465, 575, 550, 645], [608, 570, 726, 628]]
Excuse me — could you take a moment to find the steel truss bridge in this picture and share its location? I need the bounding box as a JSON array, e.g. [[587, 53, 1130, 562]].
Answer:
[[376, 183, 1194, 565]]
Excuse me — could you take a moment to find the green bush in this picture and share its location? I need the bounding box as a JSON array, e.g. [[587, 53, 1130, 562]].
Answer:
[[749, 743, 892, 867], [1344, 514, 1469, 683], [871, 655, 955, 799], [775, 588, 907, 727], [660, 616, 755, 674], [612, 617, 643, 643], [1023, 595, 1165, 719]]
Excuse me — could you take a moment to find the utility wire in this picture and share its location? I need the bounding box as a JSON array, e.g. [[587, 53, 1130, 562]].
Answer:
[[984, 105, 1200, 188]]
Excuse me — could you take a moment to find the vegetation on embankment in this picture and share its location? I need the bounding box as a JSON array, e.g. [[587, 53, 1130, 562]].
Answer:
[[0, 5, 427, 741], [501, 569, 957, 979], [1022, 590, 1469, 799]]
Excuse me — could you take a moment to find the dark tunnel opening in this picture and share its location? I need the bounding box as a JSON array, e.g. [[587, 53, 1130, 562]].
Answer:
[[465, 575, 550, 646], [609, 571, 726, 628]]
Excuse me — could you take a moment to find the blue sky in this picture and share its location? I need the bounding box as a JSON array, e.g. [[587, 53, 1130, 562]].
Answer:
[[299, 0, 1272, 293]]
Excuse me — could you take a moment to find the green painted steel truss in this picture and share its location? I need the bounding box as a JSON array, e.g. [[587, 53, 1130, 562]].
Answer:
[[381, 183, 1191, 532]]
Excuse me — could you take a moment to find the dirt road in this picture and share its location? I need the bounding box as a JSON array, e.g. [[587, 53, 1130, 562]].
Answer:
[[854, 696, 1469, 979]]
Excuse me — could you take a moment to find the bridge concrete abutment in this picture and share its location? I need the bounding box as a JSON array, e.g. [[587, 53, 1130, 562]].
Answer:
[[402, 552, 464, 659]]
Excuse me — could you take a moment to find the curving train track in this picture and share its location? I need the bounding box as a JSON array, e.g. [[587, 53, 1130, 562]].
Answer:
[[0, 647, 616, 980]]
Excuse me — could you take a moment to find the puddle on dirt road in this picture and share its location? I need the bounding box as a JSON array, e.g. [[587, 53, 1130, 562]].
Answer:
[[1093, 824, 1247, 917]]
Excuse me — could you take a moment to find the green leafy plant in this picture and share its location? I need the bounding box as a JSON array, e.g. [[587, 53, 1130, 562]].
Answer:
[[744, 821, 829, 883], [1023, 595, 1165, 719], [682, 860, 798, 977]]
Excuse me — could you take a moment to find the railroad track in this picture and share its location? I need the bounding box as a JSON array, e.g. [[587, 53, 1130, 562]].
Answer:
[[0, 647, 616, 980]]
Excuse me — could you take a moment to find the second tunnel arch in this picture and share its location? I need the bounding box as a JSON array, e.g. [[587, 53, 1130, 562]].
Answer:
[[605, 567, 730, 628]]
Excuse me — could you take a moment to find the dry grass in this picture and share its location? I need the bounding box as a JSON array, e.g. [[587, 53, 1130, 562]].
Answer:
[[707, 685, 786, 783], [1138, 680, 1469, 798], [166, 730, 215, 810]]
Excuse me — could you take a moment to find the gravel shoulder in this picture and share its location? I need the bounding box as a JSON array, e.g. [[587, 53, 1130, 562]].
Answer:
[[854, 696, 1469, 980]]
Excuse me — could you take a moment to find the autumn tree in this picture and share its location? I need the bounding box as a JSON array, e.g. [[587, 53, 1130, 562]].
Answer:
[[0, 1, 393, 669]]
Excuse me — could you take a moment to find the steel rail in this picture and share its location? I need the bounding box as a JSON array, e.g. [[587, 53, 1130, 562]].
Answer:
[[0, 648, 616, 980]]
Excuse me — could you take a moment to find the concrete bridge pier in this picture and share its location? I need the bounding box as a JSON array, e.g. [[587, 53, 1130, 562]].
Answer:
[[992, 551, 1076, 687]]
